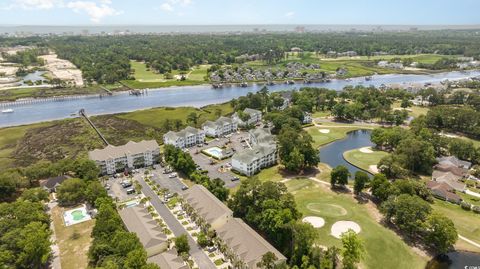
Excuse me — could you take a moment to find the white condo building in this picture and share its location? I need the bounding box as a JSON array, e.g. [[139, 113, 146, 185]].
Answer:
[[163, 126, 205, 149], [88, 140, 160, 175], [232, 108, 262, 127], [232, 128, 277, 176], [202, 116, 238, 137]]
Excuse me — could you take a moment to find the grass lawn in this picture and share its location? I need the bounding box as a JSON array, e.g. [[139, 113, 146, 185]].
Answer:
[[343, 147, 389, 173], [287, 178, 427, 269], [392, 102, 430, 118], [51, 205, 94, 269], [117, 103, 234, 130], [130, 60, 167, 82], [431, 199, 480, 251]]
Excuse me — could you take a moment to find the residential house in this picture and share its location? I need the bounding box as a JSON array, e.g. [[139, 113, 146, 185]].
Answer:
[[148, 249, 189, 269], [232, 108, 262, 127], [182, 184, 287, 268], [427, 181, 462, 204], [40, 175, 70, 193], [119, 205, 168, 257], [202, 116, 238, 137], [437, 156, 472, 169], [89, 140, 160, 175], [163, 126, 205, 149], [303, 112, 312, 124], [182, 185, 233, 230]]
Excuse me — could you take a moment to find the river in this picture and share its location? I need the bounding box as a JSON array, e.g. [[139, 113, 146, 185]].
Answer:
[[1, 70, 480, 128], [319, 129, 374, 176]]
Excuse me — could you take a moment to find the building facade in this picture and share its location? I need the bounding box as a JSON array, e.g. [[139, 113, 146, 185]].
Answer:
[[163, 126, 205, 149], [202, 116, 238, 137], [88, 140, 160, 175], [233, 128, 277, 176]]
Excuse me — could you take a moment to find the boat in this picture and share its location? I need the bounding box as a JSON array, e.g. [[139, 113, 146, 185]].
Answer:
[[1, 109, 14, 113], [365, 76, 373, 81], [240, 82, 248, 87]]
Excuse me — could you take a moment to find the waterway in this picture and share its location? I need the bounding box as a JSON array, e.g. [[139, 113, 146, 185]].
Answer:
[[1, 70, 480, 128], [319, 129, 374, 176], [426, 251, 480, 269]]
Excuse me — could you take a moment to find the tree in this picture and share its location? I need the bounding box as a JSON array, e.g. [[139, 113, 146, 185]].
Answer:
[[340, 230, 365, 269], [400, 98, 411, 109], [289, 222, 318, 266], [123, 249, 147, 269], [424, 213, 458, 254], [256, 251, 278, 269], [381, 194, 432, 236], [330, 165, 349, 187], [19, 188, 48, 202], [85, 180, 108, 206], [16, 221, 52, 269], [174, 234, 190, 255], [353, 171, 369, 195], [396, 137, 435, 174], [369, 173, 392, 202], [187, 112, 199, 126], [197, 232, 210, 248], [56, 178, 86, 206]]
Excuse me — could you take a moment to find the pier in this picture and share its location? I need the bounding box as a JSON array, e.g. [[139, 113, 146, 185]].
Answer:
[[79, 108, 109, 146]]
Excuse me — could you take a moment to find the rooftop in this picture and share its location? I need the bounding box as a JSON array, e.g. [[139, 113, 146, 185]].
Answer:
[[119, 205, 167, 251], [88, 140, 159, 161], [164, 126, 203, 141], [182, 185, 233, 223], [148, 249, 188, 269], [232, 144, 276, 164], [437, 156, 472, 169], [216, 218, 286, 268]]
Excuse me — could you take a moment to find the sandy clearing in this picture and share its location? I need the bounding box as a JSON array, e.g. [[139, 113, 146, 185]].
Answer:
[[359, 147, 373, 153], [303, 216, 326, 228], [331, 221, 361, 239], [369, 165, 379, 174], [319, 129, 331, 133]]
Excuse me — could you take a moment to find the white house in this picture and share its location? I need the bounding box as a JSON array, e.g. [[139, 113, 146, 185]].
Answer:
[[202, 116, 237, 137], [232, 108, 262, 127], [88, 140, 160, 175], [303, 112, 312, 124], [163, 126, 205, 149]]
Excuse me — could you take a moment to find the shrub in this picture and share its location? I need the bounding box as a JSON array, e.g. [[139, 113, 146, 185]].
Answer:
[[472, 205, 480, 214], [460, 201, 471, 210]]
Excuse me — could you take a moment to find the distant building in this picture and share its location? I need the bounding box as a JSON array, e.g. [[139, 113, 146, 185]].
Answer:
[[232, 108, 262, 127], [427, 181, 462, 204], [182, 185, 286, 268], [163, 126, 205, 149], [202, 116, 238, 137], [233, 128, 277, 176], [431, 156, 471, 192], [40, 175, 70, 193], [303, 112, 313, 124], [89, 140, 160, 175], [437, 156, 472, 169]]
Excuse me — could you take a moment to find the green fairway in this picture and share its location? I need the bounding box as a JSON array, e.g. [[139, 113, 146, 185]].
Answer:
[[287, 178, 427, 269], [130, 60, 167, 82], [392, 101, 430, 118], [343, 147, 389, 173], [306, 123, 373, 148]]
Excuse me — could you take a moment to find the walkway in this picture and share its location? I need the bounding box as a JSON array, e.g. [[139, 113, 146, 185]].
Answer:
[[466, 189, 480, 198], [136, 177, 217, 269], [47, 201, 62, 269], [459, 235, 480, 249], [79, 109, 109, 145]]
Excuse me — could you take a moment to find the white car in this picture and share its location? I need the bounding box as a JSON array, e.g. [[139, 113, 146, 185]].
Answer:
[[168, 173, 177, 178]]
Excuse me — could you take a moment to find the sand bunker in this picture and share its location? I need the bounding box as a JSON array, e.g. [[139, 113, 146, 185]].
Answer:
[[302, 216, 325, 228], [369, 165, 379, 174], [359, 147, 373, 153], [319, 129, 330, 134], [331, 221, 361, 239]]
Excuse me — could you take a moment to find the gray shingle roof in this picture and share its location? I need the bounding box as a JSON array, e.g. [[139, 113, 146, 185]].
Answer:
[[216, 218, 286, 268], [182, 185, 232, 223], [148, 249, 189, 269], [437, 156, 472, 169], [88, 140, 159, 161], [232, 144, 276, 164]]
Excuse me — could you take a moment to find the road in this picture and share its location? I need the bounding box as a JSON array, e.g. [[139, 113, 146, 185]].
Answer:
[[136, 177, 216, 269]]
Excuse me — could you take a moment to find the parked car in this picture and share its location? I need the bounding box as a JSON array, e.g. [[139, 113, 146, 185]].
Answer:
[[105, 183, 111, 190], [168, 173, 177, 178], [207, 246, 217, 252], [121, 181, 132, 188], [181, 185, 189, 190], [231, 177, 240, 181], [126, 188, 135, 195]]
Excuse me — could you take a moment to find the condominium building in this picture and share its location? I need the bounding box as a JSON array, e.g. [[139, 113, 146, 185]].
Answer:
[[232, 128, 277, 176], [88, 140, 160, 175], [232, 108, 262, 127], [163, 126, 205, 149], [202, 116, 238, 137]]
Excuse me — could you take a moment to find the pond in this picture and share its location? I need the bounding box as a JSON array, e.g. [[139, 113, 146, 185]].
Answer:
[[426, 251, 480, 269], [20, 70, 46, 85], [319, 129, 374, 176]]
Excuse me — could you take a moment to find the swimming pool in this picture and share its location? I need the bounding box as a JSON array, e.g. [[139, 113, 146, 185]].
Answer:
[[203, 146, 224, 159], [63, 205, 92, 226]]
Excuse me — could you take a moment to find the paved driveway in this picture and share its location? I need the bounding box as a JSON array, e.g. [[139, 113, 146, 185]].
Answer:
[[136, 177, 216, 269]]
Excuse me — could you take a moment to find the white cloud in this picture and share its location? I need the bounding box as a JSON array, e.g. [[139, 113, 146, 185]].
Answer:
[[67, 1, 121, 23], [5, 0, 63, 10], [285, 11, 295, 18], [159, 3, 173, 12], [159, 0, 192, 12]]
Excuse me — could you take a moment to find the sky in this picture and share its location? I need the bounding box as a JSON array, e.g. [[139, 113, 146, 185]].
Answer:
[[0, 0, 479, 25]]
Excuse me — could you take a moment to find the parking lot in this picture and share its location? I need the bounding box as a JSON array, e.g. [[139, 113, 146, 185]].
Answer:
[[106, 175, 138, 201], [188, 131, 249, 188]]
